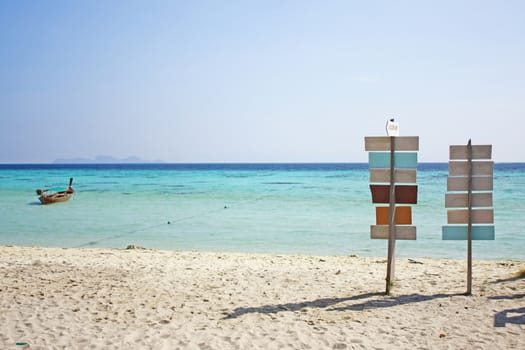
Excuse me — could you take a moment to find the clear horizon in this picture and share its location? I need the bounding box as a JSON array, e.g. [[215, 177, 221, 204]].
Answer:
[[1, 159, 523, 165], [1, 1, 524, 163]]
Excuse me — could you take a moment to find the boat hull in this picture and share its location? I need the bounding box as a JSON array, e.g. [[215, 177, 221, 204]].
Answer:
[[39, 191, 74, 204]]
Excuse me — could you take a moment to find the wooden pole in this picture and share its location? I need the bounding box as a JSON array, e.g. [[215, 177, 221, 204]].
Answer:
[[386, 136, 397, 294], [466, 139, 473, 295]]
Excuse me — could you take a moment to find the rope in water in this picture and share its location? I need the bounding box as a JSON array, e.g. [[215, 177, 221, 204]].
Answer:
[[73, 194, 273, 248]]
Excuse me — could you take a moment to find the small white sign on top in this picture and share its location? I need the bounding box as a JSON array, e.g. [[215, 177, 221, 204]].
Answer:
[[386, 118, 399, 136]]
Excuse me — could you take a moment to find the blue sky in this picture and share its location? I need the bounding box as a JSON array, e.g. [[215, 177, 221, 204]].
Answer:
[[1, 0, 524, 163]]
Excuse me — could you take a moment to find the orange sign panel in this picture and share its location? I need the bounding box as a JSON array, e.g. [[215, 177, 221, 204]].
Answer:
[[376, 206, 412, 225]]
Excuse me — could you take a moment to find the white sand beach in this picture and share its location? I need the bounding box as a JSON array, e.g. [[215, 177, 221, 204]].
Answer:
[[0, 245, 524, 349]]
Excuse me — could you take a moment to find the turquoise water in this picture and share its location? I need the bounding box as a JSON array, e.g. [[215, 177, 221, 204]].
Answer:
[[0, 163, 523, 260]]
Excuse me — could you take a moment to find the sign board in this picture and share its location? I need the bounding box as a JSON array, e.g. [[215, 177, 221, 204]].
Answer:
[[442, 140, 495, 295], [365, 125, 419, 294], [386, 119, 399, 136]]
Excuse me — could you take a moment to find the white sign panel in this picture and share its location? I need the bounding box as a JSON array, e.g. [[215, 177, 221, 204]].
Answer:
[[386, 119, 399, 136]]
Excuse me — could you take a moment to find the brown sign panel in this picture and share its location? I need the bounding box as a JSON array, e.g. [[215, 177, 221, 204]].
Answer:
[[370, 185, 418, 204], [376, 206, 412, 225]]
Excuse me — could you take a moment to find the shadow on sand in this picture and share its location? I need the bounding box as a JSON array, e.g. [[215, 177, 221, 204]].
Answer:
[[490, 274, 525, 284], [494, 307, 525, 327], [488, 293, 525, 301], [224, 291, 464, 320]]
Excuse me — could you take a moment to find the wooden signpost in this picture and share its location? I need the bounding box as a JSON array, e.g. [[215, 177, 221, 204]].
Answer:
[[365, 134, 419, 294], [442, 140, 495, 295]]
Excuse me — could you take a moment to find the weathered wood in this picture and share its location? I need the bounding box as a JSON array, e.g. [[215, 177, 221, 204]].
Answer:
[[386, 136, 397, 295], [370, 185, 390, 203], [365, 136, 419, 151], [442, 225, 495, 240], [370, 225, 417, 240], [450, 145, 492, 160], [449, 161, 494, 176], [466, 140, 473, 296], [37, 178, 75, 205], [376, 206, 412, 225], [447, 209, 494, 224], [369, 152, 418, 169], [370, 168, 417, 184], [447, 176, 493, 191], [365, 135, 420, 296], [445, 192, 493, 208], [370, 185, 418, 204], [444, 141, 495, 296]]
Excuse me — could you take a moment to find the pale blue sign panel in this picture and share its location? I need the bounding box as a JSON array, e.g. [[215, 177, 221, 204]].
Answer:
[[442, 225, 495, 240], [369, 152, 418, 169]]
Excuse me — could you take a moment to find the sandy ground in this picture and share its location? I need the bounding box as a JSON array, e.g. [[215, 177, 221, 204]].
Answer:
[[0, 245, 524, 349]]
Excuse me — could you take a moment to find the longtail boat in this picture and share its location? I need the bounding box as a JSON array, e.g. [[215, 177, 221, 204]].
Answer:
[[36, 178, 74, 204]]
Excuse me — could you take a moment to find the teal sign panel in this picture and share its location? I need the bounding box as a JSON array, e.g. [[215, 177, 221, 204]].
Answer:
[[369, 152, 418, 169], [442, 225, 495, 240]]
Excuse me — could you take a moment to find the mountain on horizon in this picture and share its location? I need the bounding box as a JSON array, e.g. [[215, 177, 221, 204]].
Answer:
[[53, 155, 164, 164]]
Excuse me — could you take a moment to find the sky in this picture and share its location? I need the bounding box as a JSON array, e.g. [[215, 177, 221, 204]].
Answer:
[[0, 0, 524, 163]]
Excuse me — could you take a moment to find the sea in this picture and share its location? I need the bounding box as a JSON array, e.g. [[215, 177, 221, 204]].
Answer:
[[0, 163, 523, 260]]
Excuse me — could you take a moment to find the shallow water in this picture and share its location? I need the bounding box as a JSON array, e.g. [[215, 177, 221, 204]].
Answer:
[[0, 163, 523, 259]]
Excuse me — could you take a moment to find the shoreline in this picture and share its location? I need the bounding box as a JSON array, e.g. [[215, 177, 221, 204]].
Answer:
[[1, 245, 524, 349], [2, 243, 524, 262]]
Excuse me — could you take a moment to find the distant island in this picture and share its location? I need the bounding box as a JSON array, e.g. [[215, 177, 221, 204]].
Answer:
[[53, 155, 164, 164]]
